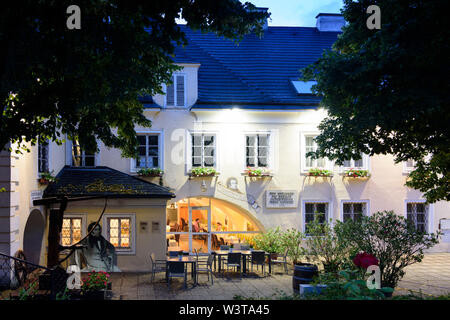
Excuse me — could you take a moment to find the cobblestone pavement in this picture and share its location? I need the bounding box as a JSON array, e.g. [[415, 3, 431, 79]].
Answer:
[[109, 253, 450, 300]]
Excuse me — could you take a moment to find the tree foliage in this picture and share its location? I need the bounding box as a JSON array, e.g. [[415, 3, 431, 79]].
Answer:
[[301, 0, 449, 202], [1, 0, 268, 156]]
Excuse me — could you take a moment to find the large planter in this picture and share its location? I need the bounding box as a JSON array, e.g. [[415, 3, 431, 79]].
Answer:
[[292, 263, 318, 293], [81, 290, 106, 300]]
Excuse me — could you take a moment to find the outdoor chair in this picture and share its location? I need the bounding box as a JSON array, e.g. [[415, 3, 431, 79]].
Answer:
[[223, 252, 242, 279], [167, 261, 187, 289], [271, 248, 288, 274], [220, 245, 230, 250], [250, 250, 266, 276], [149, 253, 166, 282], [196, 254, 214, 285]]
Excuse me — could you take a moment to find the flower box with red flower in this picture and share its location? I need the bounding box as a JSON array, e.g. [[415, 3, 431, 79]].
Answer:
[[80, 271, 110, 300], [344, 169, 370, 179], [243, 167, 272, 178]]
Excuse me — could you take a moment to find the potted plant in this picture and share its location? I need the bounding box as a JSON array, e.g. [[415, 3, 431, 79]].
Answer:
[[38, 171, 57, 185], [137, 168, 163, 177], [244, 167, 272, 177], [190, 167, 217, 177], [343, 168, 370, 178], [307, 168, 333, 177], [80, 271, 110, 300]]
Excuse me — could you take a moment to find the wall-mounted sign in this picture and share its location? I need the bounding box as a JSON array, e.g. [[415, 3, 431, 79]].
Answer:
[[266, 190, 297, 208], [30, 190, 43, 207]]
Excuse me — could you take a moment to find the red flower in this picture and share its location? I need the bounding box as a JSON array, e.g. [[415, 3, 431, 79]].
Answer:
[[353, 252, 378, 269]]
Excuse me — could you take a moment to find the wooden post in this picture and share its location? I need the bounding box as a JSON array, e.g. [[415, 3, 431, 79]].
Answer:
[[46, 197, 68, 267]]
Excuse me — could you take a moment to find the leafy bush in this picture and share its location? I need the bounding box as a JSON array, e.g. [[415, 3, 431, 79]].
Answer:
[[306, 269, 392, 300], [253, 227, 283, 253], [303, 218, 352, 273], [279, 228, 305, 265], [336, 211, 441, 288]]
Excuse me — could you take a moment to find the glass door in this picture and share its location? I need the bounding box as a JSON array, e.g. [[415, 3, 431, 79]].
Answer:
[[189, 206, 210, 253]]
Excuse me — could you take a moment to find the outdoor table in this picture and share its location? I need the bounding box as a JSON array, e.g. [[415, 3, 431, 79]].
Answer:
[[212, 250, 272, 275], [166, 256, 198, 286]]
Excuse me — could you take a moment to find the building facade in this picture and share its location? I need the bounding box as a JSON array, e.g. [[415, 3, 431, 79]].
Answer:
[[1, 13, 449, 272]]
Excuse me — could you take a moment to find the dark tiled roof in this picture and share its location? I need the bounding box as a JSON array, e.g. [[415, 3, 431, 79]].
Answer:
[[43, 166, 174, 199], [173, 25, 339, 109]]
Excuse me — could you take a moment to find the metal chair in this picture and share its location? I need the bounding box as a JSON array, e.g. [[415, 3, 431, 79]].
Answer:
[[271, 248, 288, 274], [150, 253, 166, 282], [240, 244, 250, 250], [220, 245, 230, 250], [167, 261, 187, 289], [250, 250, 266, 276], [224, 252, 242, 279], [196, 254, 214, 285]]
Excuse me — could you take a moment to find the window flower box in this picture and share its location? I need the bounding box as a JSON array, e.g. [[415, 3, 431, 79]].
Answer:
[[307, 168, 333, 177], [38, 171, 57, 185], [189, 167, 218, 178], [344, 169, 370, 178], [136, 168, 163, 177], [243, 167, 272, 178]]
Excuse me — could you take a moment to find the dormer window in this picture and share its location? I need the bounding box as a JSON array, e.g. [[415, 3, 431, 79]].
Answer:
[[71, 140, 96, 167], [165, 74, 186, 107], [291, 80, 316, 94]]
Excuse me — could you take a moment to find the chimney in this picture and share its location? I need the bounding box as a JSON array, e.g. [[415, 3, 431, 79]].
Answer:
[[315, 13, 345, 32]]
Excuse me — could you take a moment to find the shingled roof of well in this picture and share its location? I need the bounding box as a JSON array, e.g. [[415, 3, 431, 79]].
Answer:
[[43, 166, 174, 199]]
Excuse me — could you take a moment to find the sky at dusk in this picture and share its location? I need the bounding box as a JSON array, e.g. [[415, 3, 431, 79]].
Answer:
[[244, 0, 344, 27]]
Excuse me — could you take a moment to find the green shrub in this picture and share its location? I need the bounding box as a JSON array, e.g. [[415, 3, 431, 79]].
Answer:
[[253, 227, 283, 253], [336, 210, 441, 288], [279, 228, 305, 265], [303, 218, 352, 273]]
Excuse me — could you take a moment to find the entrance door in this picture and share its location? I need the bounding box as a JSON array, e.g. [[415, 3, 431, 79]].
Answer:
[[189, 206, 210, 253]]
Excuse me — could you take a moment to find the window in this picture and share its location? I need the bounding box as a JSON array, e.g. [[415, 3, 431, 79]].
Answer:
[[304, 135, 325, 169], [245, 134, 270, 167], [61, 217, 83, 246], [304, 202, 329, 234], [107, 217, 131, 249], [403, 159, 416, 173], [342, 202, 368, 222], [191, 133, 216, 168], [343, 153, 367, 169], [38, 140, 49, 173], [166, 74, 186, 107], [135, 134, 160, 169], [407, 202, 428, 233], [71, 140, 96, 167]]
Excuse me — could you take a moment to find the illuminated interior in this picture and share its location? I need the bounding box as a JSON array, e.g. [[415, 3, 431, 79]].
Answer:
[[166, 197, 261, 253]]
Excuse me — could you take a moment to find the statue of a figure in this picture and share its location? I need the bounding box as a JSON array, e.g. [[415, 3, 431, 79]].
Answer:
[[77, 222, 121, 272]]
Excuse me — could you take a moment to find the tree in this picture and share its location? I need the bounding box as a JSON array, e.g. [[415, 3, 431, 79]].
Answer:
[[1, 0, 268, 156], [301, 0, 449, 202]]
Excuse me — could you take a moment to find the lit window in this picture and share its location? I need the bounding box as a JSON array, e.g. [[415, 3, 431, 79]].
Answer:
[[304, 135, 325, 169], [343, 202, 367, 222], [407, 202, 428, 233], [72, 140, 96, 167], [38, 140, 49, 173], [107, 218, 131, 249], [245, 134, 269, 167], [61, 218, 82, 246], [191, 133, 216, 168], [304, 202, 329, 234], [136, 134, 160, 168], [166, 74, 185, 107]]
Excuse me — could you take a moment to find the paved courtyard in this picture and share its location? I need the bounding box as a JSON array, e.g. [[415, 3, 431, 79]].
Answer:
[[109, 253, 450, 300]]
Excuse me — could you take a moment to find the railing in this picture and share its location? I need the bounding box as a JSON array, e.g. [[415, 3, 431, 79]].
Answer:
[[0, 251, 68, 300]]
